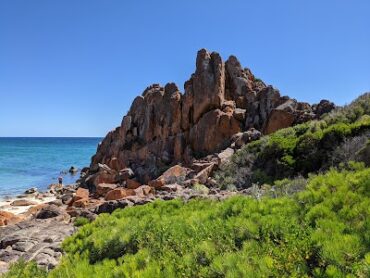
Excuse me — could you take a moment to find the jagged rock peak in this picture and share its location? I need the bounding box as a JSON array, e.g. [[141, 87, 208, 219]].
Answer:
[[83, 49, 334, 187]]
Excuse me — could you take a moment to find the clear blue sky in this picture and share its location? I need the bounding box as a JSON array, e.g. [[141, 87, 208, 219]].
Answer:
[[1, 0, 369, 137]]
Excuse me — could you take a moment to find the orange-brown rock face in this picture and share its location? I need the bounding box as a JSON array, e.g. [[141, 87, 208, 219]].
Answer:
[[84, 49, 333, 187], [263, 109, 295, 135], [105, 188, 135, 201], [189, 109, 241, 155], [0, 211, 19, 226]]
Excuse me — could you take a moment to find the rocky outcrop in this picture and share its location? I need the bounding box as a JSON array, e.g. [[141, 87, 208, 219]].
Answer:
[[0, 218, 74, 272], [82, 49, 334, 188]]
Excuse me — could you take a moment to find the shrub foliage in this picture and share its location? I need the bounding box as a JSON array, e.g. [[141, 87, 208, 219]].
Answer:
[[4, 167, 370, 277]]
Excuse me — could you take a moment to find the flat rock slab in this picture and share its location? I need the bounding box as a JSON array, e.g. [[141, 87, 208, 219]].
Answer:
[[0, 218, 75, 274]]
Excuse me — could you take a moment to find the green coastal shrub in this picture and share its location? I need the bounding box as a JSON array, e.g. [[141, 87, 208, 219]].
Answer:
[[215, 93, 370, 189], [73, 217, 90, 227], [4, 167, 369, 277], [2, 260, 47, 278], [323, 92, 370, 125]]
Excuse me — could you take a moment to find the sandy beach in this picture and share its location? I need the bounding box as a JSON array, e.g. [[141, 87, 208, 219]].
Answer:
[[0, 194, 57, 216]]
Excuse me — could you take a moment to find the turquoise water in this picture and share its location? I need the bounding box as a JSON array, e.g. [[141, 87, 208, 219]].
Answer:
[[0, 137, 101, 198]]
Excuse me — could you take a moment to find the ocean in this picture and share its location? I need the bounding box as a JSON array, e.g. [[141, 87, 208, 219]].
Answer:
[[0, 137, 102, 198]]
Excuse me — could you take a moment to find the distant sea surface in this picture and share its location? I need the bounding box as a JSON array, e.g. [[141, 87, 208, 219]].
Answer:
[[0, 137, 102, 198]]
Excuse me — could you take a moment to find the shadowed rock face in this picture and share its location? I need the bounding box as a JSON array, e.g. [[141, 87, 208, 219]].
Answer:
[[88, 49, 334, 184]]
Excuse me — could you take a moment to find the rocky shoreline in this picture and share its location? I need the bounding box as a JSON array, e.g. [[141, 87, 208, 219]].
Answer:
[[0, 184, 75, 274], [0, 163, 258, 274]]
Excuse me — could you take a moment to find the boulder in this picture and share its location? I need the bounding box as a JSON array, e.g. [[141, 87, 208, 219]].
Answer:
[[105, 188, 136, 201], [74, 188, 89, 201], [95, 199, 133, 214], [25, 204, 47, 216], [160, 165, 190, 184], [116, 168, 135, 182], [313, 100, 335, 116], [134, 185, 154, 197], [195, 163, 217, 184], [24, 187, 38, 195], [47, 199, 63, 207], [0, 211, 15, 220], [191, 162, 214, 172], [217, 148, 234, 165], [233, 128, 262, 148], [245, 86, 282, 130], [61, 194, 73, 205], [263, 109, 295, 135], [126, 179, 141, 189], [10, 199, 38, 207], [86, 172, 117, 188], [158, 184, 183, 192], [73, 198, 89, 208], [96, 183, 117, 197], [148, 178, 165, 188], [83, 164, 118, 189], [0, 211, 19, 227], [35, 205, 66, 219], [69, 166, 78, 174]]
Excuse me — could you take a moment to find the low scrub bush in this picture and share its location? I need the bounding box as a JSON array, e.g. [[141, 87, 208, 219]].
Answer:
[[2, 260, 47, 278], [4, 167, 369, 277], [74, 217, 91, 227]]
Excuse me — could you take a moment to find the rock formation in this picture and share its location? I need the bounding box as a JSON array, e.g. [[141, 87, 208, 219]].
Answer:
[[82, 49, 334, 188], [0, 205, 74, 272]]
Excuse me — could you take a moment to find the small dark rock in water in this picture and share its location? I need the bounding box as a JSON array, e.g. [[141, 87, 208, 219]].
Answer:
[[24, 187, 38, 195], [69, 166, 78, 174]]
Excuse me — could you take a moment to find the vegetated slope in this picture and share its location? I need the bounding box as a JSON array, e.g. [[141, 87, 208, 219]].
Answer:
[[215, 93, 370, 189], [3, 166, 369, 277]]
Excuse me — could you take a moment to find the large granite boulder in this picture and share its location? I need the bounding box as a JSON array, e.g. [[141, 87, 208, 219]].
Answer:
[[35, 205, 68, 220]]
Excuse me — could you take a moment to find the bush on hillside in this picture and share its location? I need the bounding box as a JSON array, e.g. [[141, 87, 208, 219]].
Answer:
[[74, 217, 91, 227], [215, 93, 370, 189]]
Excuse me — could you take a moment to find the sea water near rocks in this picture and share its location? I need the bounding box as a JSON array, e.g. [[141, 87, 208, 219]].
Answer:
[[0, 137, 101, 198]]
